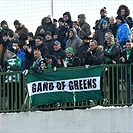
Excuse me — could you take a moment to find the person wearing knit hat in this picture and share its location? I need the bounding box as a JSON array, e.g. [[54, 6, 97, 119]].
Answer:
[[65, 47, 81, 67], [14, 20, 20, 25], [58, 18, 64, 23], [116, 15, 126, 23], [28, 32, 34, 38], [7, 48, 16, 57], [66, 47, 74, 55]]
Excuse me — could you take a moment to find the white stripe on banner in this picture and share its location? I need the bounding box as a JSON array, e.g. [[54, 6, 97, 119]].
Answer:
[[27, 76, 100, 96]]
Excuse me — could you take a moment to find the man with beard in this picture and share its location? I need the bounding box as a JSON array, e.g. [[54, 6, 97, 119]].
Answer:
[[77, 36, 92, 65], [82, 39, 104, 66]]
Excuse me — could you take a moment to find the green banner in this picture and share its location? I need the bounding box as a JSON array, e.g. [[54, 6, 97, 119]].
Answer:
[[27, 66, 103, 106]]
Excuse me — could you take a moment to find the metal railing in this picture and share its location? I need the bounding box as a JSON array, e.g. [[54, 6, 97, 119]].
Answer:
[[0, 64, 132, 113]]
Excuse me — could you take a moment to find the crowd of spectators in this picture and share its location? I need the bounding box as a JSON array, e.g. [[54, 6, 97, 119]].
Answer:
[[0, 4, 133, 108]]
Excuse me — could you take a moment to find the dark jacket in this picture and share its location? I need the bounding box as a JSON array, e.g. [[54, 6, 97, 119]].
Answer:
[[104, 43, 120, 64], [15, 23, 28, 46], [35, 17, 47, 37], [44, 22, 56, 36], [24, 40, 35, 69], [55, 26, 69, 50], [78, 14, 91, 38], [77, 42, 90, 65], [53, 48, 66, 60], [93, 28, 112, 46], [44, 39, 55, 55], [33, 43, 49, 58], [108, 23, 118, 38], [82, 46, 104, 65]]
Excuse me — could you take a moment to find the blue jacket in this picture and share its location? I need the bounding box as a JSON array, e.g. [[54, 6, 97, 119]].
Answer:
[[16, 48, 26, 71], [116, 23, 131, 46]]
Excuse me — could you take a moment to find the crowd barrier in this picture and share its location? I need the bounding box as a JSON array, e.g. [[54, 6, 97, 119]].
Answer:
[[0, 64, 132, 113]]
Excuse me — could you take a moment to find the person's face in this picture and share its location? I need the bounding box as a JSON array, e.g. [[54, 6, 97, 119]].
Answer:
[[102, 22, 107, 29], [12, 43, 19, 50], [2, 24, 8, 29], [72, 23, 79, 29], [69, 31, 73, 38], [46, 17, 51, 23], [63, 15, 69, 22], [89, 41, 97, 50], [45, 34, 52, 40], [121, 9, 126, 16], [34, 50, 41, 59], [35, 39, 42, 46], [126, 42, 132, 50], [100, 12, 107, 17], [53, 44, 61, 51], [66, 52, 72, 58], [107, 40, 114, 46], [105, 33, 109, 41], [116, 18, 122, 24], [14, 24, 20, 29], [58, 21, 64, 26], [46, 58, 52, 64], [109, 17, 115, 24], [3, 36, 8, 42]]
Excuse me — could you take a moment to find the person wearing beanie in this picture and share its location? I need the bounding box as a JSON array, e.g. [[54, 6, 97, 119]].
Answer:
[[54, 17, 69, 50], [117, 4, 133, 29], [77, 14, 91, 38], [13, 20, 28, 48], [103, 35, 120, 104], [116, 15, 131, 50], [64, 47, 81, 67], [3, 47, 21, 110], [53, 18, 58, 28], [66, 28, 82, 55], [44, 31, 55, 55], [94, 7, 109, 31], [63, 11, 73, 28]]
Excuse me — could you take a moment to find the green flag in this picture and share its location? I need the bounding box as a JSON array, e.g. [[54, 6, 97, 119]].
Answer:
[[27, 66, 103, 106]]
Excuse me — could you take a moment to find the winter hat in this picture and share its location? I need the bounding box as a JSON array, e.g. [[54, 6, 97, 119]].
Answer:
[[66, 47, 74, 55], [101, 19, 108, 24], [106, 36, 114, 42], [100, 7, 107, 13], [14, 20, 20, 25], [53, 40, 61, 45], [45, 31, 52, 36], [28, 32, 34, 38], [58, 17, 64, 23], [7, 48, 16, 55], [1, 20, 8, 27], [116, 15, 126, 23]]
